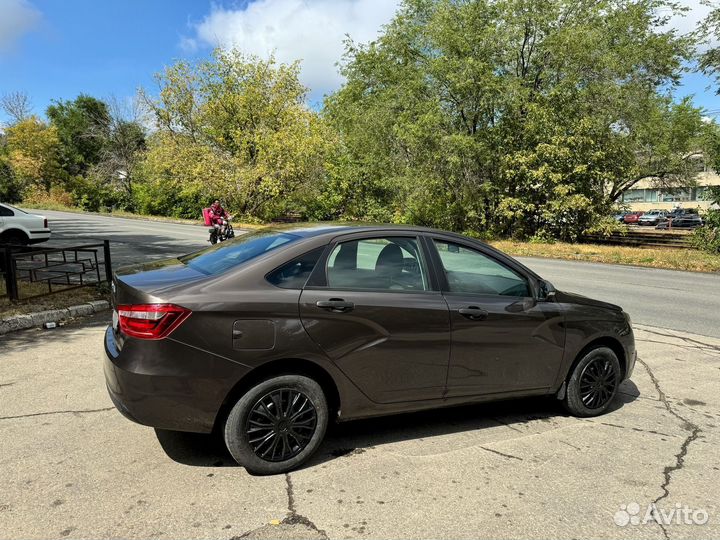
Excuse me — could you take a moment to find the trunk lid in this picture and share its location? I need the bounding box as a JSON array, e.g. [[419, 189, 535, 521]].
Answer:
[[110, 258, 207, 349], [112, 258, 208, 306]]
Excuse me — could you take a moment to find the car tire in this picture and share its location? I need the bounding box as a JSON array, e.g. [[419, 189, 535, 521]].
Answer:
[[224, 374, 328, 475], [563, 347, 621, 417], [1, 230, 28, 246]]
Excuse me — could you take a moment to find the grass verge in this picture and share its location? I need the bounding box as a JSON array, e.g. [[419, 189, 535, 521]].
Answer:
[[490, 240, 720, 273], [1, 281, 109, 318]]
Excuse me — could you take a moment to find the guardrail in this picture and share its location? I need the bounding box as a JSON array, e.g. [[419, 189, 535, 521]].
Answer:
[[1, 240, 112, 302]]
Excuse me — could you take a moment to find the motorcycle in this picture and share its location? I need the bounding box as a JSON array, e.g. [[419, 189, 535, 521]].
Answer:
[[203, 208, 235, 244], [208, 218, 235, 244]]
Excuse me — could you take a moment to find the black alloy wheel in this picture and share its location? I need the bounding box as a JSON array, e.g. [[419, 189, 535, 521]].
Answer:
[[245, 388, 317, 462], [578, 356, 618, 409], [563, 346, 621, 417], [224, 374, 328, 475]]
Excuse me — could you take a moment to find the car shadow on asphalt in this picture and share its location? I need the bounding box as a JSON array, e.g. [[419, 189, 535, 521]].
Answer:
[[153, 379, 640, 470]]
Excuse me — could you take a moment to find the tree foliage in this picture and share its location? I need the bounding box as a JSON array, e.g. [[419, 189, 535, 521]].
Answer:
[[0, 1, 718, 241], [46, 95, 111, 177], [323, 0, 706, 239], [699, 5, 720, 94], [138, 50, 335, 219], [4, 117, 62, 192]]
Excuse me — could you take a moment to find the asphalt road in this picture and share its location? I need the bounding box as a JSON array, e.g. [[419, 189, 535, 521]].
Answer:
[[36, 209, 720, 338], [1, 318, 719, 539]]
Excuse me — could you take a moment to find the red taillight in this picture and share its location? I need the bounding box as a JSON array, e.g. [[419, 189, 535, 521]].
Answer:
[[117, 304, 191, 340]]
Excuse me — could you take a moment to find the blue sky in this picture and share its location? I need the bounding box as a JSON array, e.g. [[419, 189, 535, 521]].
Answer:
[[0, 0, 717, 124], [0, 0, 213, 121]]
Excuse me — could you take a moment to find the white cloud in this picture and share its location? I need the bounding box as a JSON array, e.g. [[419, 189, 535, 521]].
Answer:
[[186, 0, 718, 101], [0, 0, 40, 54], [663, 0, 717, 50], [187, 0, 401, 101]]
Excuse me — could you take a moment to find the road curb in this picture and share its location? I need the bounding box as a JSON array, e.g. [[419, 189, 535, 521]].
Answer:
[[0, 300, 110, 336]]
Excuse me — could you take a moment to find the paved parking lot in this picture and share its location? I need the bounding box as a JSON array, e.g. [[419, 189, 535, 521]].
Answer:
[[1, 316, 718, 539]]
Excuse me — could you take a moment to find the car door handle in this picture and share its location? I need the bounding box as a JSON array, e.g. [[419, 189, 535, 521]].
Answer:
[[458, 306, 489, 320], [316, 299, 354, 312]]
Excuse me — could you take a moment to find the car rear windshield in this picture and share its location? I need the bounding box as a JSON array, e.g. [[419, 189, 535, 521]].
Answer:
[[0, 204, 27, 215], [178, 231, 301, 276]]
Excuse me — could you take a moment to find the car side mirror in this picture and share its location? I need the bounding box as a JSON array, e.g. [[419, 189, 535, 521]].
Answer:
[[537, 279, 556, 301]]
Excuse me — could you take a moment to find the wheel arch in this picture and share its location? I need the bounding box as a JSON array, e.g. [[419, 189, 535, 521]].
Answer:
[[567, 336, 627, 382], [0, 228, 29, 244], [213, 357, 341, 432]]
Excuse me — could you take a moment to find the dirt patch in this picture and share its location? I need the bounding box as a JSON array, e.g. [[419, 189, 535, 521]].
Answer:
[[0, 282, 108, 318]]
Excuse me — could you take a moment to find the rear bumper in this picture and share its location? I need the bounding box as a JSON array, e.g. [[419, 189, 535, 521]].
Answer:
[[28, 231, 51, 244], [103, 326, 248, 433]]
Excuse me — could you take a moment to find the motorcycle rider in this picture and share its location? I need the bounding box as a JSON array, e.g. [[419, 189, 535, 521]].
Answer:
[[209, 199, 230, 237]]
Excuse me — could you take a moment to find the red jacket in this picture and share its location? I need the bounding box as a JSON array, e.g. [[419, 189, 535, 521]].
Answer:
[[209, 203, 228, 224]]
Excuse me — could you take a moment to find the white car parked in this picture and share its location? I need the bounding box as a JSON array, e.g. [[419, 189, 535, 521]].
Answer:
[[0, 203, 51, 245]]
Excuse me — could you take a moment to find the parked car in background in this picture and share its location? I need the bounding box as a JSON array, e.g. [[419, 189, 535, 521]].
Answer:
[[656, 214, 703, 229], [666, 208, 699, 220], [638, 210, 668, 226], [623, 211, 644, 225], [613, 212, 631, 223], [105, 223, 636, 474], [0, 203, 51, 245]]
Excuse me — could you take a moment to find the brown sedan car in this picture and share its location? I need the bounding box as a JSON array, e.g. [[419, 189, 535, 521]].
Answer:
[[104, 224, 635, 474]]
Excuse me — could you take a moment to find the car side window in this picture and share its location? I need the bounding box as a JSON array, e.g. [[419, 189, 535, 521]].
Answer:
[[433, 240, 530, 297], [266, 247, 325, 289], [326, 237, 428, 291], [0, 206, 14, 217]]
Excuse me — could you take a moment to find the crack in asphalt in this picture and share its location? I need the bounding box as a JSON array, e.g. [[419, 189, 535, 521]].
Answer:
[[230, 474, 327, 540], [597, 421, 676, 439], [0, 407, 114, 421], [637, 357, 703, 540], [281, 473, 327, 537], [478, 445, 523, 461]]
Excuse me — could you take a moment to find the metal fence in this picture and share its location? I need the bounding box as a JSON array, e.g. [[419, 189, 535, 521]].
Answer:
[[1, 240, 112, 302]]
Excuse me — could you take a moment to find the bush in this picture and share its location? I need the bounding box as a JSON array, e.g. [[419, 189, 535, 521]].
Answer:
[[0, 160, 23, 203], [691, 209, 720, 254], [23, 185, 75, 208], [584, 216, 627, 238]]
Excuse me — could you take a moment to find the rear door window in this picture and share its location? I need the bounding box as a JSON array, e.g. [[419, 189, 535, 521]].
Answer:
[[266, 247, 325, 289], [325, 236, 428, 291]]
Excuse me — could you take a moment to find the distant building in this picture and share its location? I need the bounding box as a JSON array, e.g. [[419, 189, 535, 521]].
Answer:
[[619, 170, 720, 211]]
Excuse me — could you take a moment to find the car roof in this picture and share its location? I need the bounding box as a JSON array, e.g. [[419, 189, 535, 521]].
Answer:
[[263, 222, 465, 240]]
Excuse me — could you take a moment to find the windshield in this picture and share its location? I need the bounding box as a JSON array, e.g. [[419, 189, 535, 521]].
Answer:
[[179, 230, 300, 276]]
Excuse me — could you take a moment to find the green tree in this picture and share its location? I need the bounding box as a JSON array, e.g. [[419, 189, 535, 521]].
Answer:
[[139, 50, 334, 220], [46, 95, 111, 177], [0, 136, 23, 202], [4, 116, 63, 192], [325, 0, 702, 239], [699, 5, 720, 93]]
